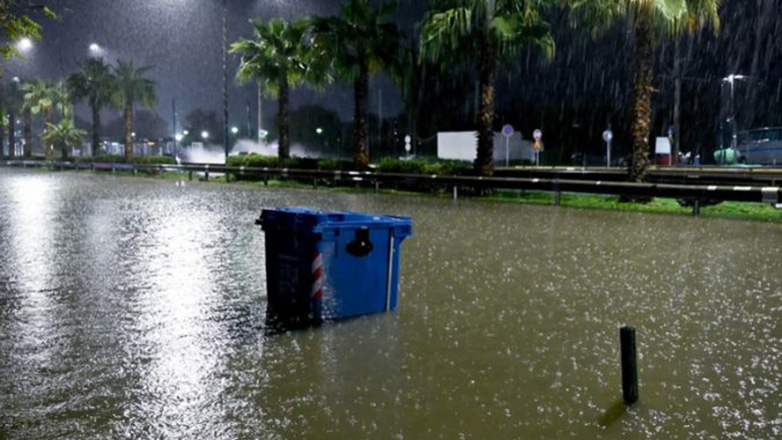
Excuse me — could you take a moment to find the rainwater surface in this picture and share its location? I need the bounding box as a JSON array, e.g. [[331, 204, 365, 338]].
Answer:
[[1, 168, 781, 439]]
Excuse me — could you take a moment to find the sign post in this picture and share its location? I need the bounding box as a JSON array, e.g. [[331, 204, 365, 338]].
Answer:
[[533, 129, 543, 166], [404, 135, 412, 157], [603, 129, 613, 168], [502, 124, 514, 167]]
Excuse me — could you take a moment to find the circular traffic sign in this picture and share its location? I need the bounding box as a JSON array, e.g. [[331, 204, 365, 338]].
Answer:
[[603, 129, 613, 143], [533, 129, 542, 141], [502, 124, 514, 138]]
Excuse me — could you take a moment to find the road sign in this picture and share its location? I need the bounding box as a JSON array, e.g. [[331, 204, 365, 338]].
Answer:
[[532, 140, 542, 152], [533, 129, 542, 141], [603, 129, 613, 143], [502, 124, 514, 138], [404, 135, 412, 153]]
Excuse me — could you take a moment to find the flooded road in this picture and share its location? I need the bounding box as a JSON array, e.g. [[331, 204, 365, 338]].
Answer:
[[1, 168, 781, 439]]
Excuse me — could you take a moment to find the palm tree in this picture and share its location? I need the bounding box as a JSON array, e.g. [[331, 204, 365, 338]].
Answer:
[[232, 18, 328, 160], [567, 0, 720, 183], [42, 119, 86, 160], [112, 60, 156, 161], [67, 58, 116, 156], [421, 0, 554, 176], [312, 0, 404, 169], [20, 79, 57, 157], [21, 78, 58, 126]]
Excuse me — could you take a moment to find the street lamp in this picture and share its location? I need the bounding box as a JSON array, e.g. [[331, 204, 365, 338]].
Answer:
[[175, 133, 184, 142], [183, 130, 189, 136], [231, 126, 239, 135], [201, 131, 209, 140], [316, 127, 323, 135], [89, 43, 101, 53], [16, 37, 33, 52], [721, 74, 748, 166]]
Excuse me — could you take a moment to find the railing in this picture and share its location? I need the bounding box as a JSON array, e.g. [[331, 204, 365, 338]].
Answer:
[[2, 159, 780, 214]]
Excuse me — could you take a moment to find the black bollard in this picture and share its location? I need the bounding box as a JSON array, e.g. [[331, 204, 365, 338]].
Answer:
[[620, 326, 639, 404]]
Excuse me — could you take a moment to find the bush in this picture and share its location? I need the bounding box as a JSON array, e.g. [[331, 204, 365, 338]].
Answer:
[[131, 156, 176, 165], [73, 155, 175, 165], [377, 158, 470, 176]]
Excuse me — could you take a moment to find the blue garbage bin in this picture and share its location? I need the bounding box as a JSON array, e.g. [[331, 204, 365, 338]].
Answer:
[[258, 207, 412, 326]]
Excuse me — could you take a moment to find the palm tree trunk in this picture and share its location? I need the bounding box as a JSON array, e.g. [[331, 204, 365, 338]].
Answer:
[[91, 97, 101, 157], [476, 28, 496, 176], [45, 107, 54, 156], [8, 110, 16, 159], [672, 37, 682, 166], [277, 74, 290, 160], [23, 109, 32, 158], [629, 3, 654, 184], [124, 101, 133, 161], [352, 58, 370, 169]]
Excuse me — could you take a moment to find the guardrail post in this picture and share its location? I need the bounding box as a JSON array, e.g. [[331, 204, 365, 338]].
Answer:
[[375, 180, 379, 193], [453, 185, 458, 200], [204, 166, 209, 181], [188, 170, 193, 181], [620, 326, 639, 404], [555, 191, 561, 206], [693, 199, 701, 216]]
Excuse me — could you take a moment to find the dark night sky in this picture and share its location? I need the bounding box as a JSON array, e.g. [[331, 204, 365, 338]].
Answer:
[[5, 0, 781, 155], [5, 0, 414, 132]]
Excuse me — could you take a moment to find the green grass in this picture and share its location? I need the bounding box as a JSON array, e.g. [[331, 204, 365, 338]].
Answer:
[[11, 166, 782, 224]]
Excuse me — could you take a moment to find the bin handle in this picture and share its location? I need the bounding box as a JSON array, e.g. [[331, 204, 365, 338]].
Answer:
[[347, 227, 373, 257]]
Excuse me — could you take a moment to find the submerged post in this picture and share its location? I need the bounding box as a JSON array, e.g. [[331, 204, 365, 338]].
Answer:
[[620, 326, 639, 404]]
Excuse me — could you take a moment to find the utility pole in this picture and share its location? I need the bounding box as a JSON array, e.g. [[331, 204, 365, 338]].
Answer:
[[258, 81, 263, 144], [172, 98, 178, 157], [222, 0, 229, 158]]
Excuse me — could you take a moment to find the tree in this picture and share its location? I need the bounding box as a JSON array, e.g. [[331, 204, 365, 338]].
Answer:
[[112, 60, 157, 161], [421, 0, 555, 176], [0, 3, 54, 62], [232, 17, 327, 160], [312, 0, 404, 169], [21, 78, 57, 126], [67, 58, 116, 156], [180, 108, 223, 146], [567, 0, 720, 183], [42, 119, 86, 160]]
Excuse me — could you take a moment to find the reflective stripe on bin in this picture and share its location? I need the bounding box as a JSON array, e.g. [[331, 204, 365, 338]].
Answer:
[[312, 252, 325, 300]]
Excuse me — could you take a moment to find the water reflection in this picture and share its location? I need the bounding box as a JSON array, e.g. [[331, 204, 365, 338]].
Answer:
[[1, 168, 782, 439]]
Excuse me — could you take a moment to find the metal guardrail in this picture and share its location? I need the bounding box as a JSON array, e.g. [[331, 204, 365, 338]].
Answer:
[[2, 160, 780, 215], [495, 165, 782, 186]]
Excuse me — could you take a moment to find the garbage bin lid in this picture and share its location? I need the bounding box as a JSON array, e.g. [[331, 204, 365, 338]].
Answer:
[[260, 207, 412, 236]]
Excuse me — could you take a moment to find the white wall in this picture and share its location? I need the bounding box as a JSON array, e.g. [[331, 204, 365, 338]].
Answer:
[[437, 131, 535, 164]]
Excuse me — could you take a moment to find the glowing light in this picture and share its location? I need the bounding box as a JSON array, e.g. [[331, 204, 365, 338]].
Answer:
[[17, 38, 33, 52]]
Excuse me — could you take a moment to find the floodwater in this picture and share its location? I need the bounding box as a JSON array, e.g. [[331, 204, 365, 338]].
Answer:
[[1, 168, 781, 440]]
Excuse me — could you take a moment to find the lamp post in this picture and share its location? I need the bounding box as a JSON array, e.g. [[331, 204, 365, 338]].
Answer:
[[722, 74, 747, 166], [222, 0, 229, 160]]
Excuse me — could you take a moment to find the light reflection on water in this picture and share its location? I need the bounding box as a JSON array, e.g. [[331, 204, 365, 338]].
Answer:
[[1, 168, 781, 439]]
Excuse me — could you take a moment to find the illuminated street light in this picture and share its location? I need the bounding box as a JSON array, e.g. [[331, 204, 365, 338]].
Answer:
[[89, 43, 100, 53], [175, 133, 184, 142], [231, 126, 239, 135], [183, 130, 189, 136], [16, 38, 33, 52], [201, 131, 209, 140], [316, 127, 323, 135]]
